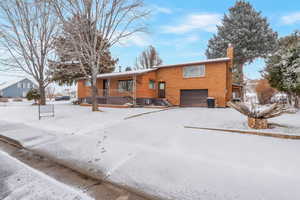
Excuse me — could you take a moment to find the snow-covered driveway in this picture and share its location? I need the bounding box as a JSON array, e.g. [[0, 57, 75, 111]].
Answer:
[[1, 103, 300, 200]]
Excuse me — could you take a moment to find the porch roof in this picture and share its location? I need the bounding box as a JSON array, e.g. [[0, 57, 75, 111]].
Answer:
[[97, 68, 157, 79]]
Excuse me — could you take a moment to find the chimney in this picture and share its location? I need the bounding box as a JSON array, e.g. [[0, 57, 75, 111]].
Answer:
[[226, 43, 234, 68]]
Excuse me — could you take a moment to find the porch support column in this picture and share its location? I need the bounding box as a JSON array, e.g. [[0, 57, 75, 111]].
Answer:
[[133, 75, 137, 106], [108, 78, 111, 96]]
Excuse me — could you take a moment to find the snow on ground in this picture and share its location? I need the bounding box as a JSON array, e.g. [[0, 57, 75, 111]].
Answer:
[[0, 102, 300, 200], [0, 101, 162, 135], [187, 107, 300, 135], [0, 150, 92, 200]]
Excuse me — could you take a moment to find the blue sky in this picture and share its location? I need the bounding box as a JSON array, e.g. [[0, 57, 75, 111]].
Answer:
[[1, 0, 300, 82], [112, 0, 300, 79]]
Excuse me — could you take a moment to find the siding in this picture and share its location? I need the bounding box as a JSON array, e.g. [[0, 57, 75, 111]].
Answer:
[[1, 79, 37, 98]]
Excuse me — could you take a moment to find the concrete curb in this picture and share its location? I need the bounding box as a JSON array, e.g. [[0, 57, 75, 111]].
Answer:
[[0, 135, 23, 149], [184, 126, 300, 140], [0, 134, 162, 200]]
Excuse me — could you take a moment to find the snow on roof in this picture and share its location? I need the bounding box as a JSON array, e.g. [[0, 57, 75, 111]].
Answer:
[[0, 77, 34, 90], [153, 57, 231, 69], [96, 68, 157, 79], [92, 57, 231, 79]]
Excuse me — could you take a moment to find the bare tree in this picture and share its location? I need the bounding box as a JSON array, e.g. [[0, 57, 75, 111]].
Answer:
[[51, 0, 149, 111], [135, 45, 162, 69], [46, 85, 56, 101], [0, 0, 58, 105]]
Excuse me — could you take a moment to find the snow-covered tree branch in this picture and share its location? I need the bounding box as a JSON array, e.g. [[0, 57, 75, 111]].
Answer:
[[0, 0, 59, 105], [51, 0, 149, 111]]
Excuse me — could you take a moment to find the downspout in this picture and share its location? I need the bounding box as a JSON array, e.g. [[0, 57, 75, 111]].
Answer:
[[133, 75, 137, 106]]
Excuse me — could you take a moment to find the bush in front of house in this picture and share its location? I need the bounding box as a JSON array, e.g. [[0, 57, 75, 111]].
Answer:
[[26, 88, 40, 104]]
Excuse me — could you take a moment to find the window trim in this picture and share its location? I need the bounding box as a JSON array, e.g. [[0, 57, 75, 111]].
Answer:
[[149, 80, 155, 90], [183, 65, 205, 78]]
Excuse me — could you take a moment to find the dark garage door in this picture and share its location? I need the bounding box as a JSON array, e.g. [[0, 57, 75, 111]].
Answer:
[[180, 89, 208, 107]]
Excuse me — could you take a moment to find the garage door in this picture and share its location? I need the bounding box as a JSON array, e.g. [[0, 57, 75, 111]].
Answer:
[[180, 89, 208, 107]]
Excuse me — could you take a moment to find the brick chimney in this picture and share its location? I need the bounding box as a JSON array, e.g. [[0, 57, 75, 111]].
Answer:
[[226, 43, 234, 68]]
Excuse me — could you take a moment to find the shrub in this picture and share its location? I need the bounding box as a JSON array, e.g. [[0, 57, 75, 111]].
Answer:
[[255, 79, 277, 104], [26, 89, 40, 103]]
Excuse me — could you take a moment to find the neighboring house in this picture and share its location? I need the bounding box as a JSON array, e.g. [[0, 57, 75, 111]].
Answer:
[[0, 78, 37, 98], [78, 46, 241, 107]]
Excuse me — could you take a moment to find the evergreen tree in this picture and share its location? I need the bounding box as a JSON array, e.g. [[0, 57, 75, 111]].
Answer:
[[264, 31, 300, 107], [206, 1, 277, 83], [49, 15, 118, 85], [26, 88, 40, 104]]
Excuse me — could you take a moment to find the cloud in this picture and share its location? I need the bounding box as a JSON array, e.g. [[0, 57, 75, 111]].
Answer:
[[162, 13, 221, 34], [281, 12, 300, 25], [117, 33, 151, 47], [185, 35, 200, 43], [151, 5, 173, 15]]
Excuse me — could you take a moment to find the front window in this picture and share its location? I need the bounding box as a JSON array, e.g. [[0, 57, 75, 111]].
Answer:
[[149, 80, 155, 89], [17, 82, 21, 88], [27, 83, 31, 88], [118, 80, 133, 92], [183, 65, 205, 78]]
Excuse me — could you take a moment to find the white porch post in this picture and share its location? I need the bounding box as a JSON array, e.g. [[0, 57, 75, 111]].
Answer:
[[133, 75, 137, 106]]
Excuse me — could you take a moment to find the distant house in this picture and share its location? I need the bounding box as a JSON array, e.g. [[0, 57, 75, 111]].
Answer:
[[0, 78, 37, 98], [77, 46, 242, 107]]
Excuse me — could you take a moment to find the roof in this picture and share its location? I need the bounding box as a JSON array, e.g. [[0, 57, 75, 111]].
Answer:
[[97, 68, 157, 79], [0, 77, 35, 90], [92, 57, 231, 80], [153, 57, 231, 69]]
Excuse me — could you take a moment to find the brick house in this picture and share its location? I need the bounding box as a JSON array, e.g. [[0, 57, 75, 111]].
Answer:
[[77, 46, 241, 107]]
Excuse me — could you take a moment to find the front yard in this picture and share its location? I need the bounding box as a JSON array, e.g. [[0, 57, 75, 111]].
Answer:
[[0, 101, 300, 200]]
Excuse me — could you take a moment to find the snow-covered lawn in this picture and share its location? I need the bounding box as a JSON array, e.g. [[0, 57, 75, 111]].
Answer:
[[0, 151, 91, 200], [0, 101, 163, 135], [0, 102, 300, 200]]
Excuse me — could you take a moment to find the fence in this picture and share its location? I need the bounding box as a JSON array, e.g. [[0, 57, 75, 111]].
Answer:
[[38, 104, 55, 120]]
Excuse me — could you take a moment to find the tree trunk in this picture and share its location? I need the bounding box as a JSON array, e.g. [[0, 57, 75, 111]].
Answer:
[[39, 83, 46, 105], [294, 95, 299, 108], [248, 117, 268, 129], [234, 63, 245, 101], [91, 77, 98, 111]]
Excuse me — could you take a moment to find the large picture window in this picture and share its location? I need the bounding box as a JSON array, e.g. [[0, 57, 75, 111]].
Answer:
[[183, 65, 205, 78], [118, 80, 133, 92]]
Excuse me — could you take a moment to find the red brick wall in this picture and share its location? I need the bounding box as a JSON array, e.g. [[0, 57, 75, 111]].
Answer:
[[77, 61, 232, 107], [156, 62, 230, 107]]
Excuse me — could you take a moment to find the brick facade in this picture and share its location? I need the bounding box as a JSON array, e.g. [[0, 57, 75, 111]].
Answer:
[[77, 47, 234, 107]]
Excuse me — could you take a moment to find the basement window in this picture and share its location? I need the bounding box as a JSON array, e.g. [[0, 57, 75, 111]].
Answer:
[[118, 80, 133, 92], [183, 65, 205, 78]]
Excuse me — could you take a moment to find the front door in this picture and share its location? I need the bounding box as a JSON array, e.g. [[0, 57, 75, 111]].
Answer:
[[158, 82, 166, 98], [103, 79, 109, 96]]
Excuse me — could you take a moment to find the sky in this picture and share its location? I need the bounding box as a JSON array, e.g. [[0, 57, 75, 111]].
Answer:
[[111, 0, 300, 79], [1, 0, 300, 84]]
